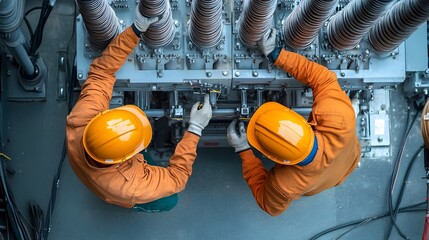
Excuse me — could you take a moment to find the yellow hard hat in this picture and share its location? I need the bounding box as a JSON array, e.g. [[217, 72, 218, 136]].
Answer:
[[83, 105, 152, 164], [247, 102, 315, 165]]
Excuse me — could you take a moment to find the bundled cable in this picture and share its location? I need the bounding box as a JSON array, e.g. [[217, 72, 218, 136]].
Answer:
[[310, 144, 424, 239], [385, 102, 420, 239], [40, 3, 78, 239], [29, 0, 56, 55]]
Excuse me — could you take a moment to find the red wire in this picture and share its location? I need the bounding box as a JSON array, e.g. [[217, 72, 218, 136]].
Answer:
[[423, 216, 429, 240]]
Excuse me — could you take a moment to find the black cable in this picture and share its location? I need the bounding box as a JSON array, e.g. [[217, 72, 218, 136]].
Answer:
[[29, 202, 43, 239], [386, 104, 420, 239], [0, 77, 34, 239], [310, 143, 425, 240], [309, 202, 425, 240], [25, 7, 43, 17], [386, 102, 411, 239], [29, 1, 54, 55], [23, 7, 42, 38], [40, 3, 77, 239], [392, 146, 424, 221]]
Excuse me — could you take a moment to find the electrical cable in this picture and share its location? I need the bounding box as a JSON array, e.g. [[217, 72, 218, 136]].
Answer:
[[392, 145, 424, 219], [0, 73, 36, 239], [40, 2, 77, 239], [310, 111, 424, 240], [29, 0, 55, 55], [385, 101, 421, 239], [23, 7, 42, 38], [309, 202, 425, 240], [343, 145, 423, 240]]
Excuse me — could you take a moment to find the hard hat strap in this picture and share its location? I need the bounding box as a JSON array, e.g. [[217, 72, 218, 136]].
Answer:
[[297, 136, 318, 166]]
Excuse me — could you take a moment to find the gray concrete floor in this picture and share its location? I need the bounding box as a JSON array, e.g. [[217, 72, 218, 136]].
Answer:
[[1, 0, 426, 239]]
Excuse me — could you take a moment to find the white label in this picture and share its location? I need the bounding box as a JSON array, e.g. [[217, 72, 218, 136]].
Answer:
[[375, 119, 385, 135]]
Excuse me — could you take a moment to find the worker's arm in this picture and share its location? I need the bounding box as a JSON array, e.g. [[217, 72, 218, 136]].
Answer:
[[240, 150, 294, 216], [273, 49, 338, 100], [226, 120, 291, 215], [67, 26, 140, 126], [67, 9, 158, 126], [260, 28, 338, 102], [133, 132, 200, 202], [261, 29, 357, 159], [133, 95, 212, 203]]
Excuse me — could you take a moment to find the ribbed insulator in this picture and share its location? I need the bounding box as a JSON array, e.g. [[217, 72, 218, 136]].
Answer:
[[188, 0, 223, 48], [237, 0, 277, 48], [76, 0, 120, 50], [283, 0, 338, 50], [327, 0, 393, 50], [138, 0, 176, 49], [368, 0, 429, 52]]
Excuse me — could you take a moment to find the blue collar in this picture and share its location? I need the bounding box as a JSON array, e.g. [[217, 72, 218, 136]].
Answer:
[[297, 136, 318, 166]]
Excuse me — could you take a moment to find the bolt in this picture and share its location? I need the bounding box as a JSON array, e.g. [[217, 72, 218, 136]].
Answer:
[[252, 71, 258, 77], [377, 137, 383, 142], [174, 20, 180, 27], [340, 72, 345, 77], [78, 73, 83, 79], [206, 72, 212, 78], [235, 71, 240, 77], [222, 71, 228, 76], [7, 71, 11, 76]]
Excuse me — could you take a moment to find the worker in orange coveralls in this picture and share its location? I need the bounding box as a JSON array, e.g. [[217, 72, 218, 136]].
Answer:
[[226, 28, 361, 216], [66, 10, 212, 212]]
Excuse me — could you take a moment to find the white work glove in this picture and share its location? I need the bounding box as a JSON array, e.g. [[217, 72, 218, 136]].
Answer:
[[134, 8, 158, 32], [188, 94, 212, 136], [227, 119, 251, 153], [259, 28, 277, 57]]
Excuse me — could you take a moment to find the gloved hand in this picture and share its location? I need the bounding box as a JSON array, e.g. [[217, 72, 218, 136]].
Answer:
[[259, 28, 277, 57], [134, 8, 159, 33], [227, 119, 251, 153], [188, 94, 212, 136]]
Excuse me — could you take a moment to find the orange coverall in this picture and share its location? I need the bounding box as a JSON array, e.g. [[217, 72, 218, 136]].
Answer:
[[240, 49, 361, 216], [66, 27, 199, 208]]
